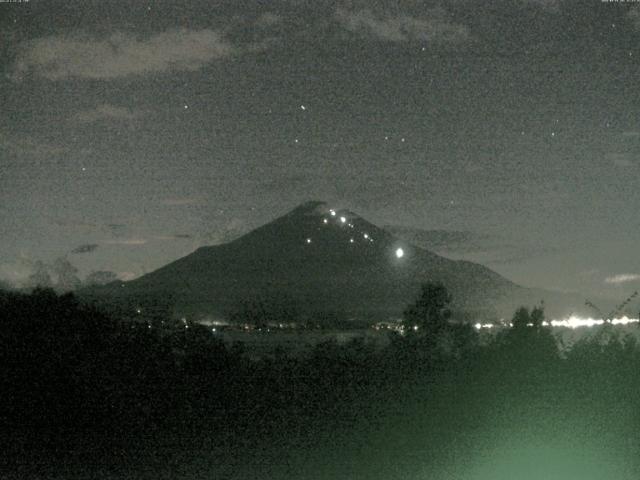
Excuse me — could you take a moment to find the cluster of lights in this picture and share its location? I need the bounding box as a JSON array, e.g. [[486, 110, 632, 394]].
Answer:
[[474, 323, 495, 330], [307, 208, 376, 247], [473, 316, 640, 330], [546, 315, 639, 329], [373, 323, 418, 333]]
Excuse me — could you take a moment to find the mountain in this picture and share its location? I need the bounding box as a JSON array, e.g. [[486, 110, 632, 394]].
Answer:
[[83, 201, 590, 322]]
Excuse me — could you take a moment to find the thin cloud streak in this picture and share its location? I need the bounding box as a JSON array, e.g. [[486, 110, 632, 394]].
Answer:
[[605, 274, 640, 285], [12, 29, 235, 80]]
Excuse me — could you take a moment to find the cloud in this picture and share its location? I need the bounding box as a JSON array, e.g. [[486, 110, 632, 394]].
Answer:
[[118, 271, 139, 281], [52, 257, 81, 291], [103, 238, 147, 245], [12, 29, 235, 81], [73, 104, 143, 123], [154, 234, 193, 241], [84, 270, 118, 286], [0, 132, 66, 157], [622, 131, 640, 138], [605, 274, 640, 285], [2, 255, 94, 291], [605, 152, 635, 168], [0, 258, 37, 288], [70, 243, 99, 254], [26, 260, 54, 289], [335, 7, 470, 44]]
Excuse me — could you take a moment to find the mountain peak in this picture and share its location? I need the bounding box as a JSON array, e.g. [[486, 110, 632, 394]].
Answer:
[[96, 200, 536, 321], [285, 200, 367, 225], [287, 200, 329, 217]]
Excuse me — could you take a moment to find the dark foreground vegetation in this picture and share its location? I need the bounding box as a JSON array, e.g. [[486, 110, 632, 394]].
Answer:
[[2, 286, 640, 479]]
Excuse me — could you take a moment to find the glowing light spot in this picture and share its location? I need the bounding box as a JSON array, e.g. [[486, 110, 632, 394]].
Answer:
[[184, 104, 189, 109], [323, 218, 328, 224], [136, 308, 141, 314], [306, 238, 312, 244], [612, 316, 638, 325], [363, 233, 369, 239], [300, 105, 306, 110], [472, 316, 640, 330], [330, 210, 336, 216], [395, 247, 404, 258], [340, 216, 346, 223], [212, 328, 216, 332], [349, 238, 354, 243]]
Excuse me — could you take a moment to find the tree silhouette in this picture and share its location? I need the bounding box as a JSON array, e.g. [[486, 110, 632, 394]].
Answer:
[[403, 281, 452, 335], [498, 304, 558, 364]]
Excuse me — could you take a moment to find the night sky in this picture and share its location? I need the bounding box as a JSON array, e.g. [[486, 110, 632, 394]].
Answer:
[[2, 0, 640, 299]]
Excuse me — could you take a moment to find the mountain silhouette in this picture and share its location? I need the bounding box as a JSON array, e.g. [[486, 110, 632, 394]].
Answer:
[[84, 201, 588, 322]]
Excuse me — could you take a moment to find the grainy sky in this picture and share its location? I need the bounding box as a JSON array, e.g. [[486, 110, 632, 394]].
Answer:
[[1, 0, 639, 299]]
